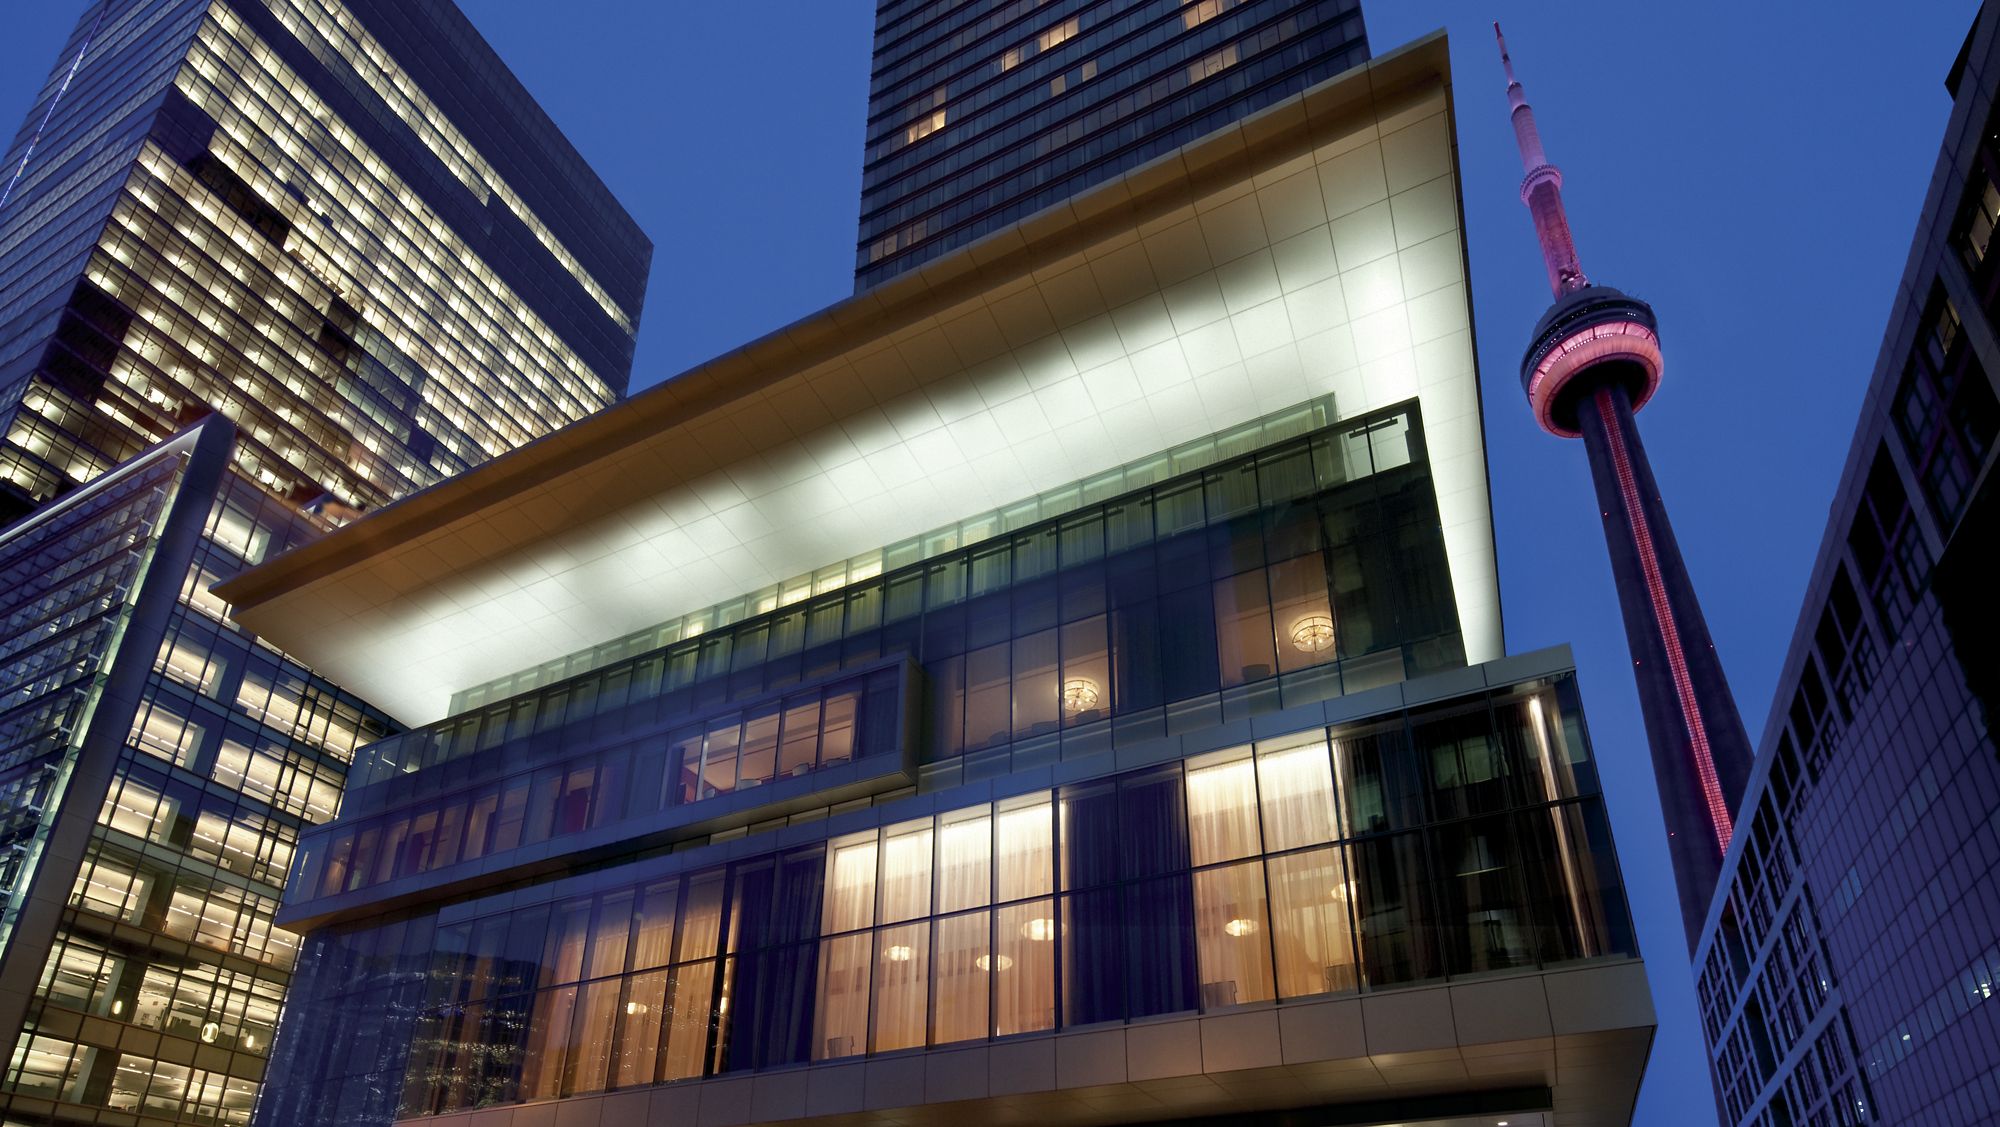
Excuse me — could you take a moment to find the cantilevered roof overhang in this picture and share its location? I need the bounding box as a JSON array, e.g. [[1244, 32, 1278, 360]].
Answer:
[[218, 32, 1498, 725]]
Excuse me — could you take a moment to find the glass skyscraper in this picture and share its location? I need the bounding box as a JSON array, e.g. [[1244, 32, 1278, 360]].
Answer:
[[0, 1, 650, 1123], [224, 30, 1658, 1127], [0, 0, 647, 524], [1692, 8, 2000, 1124], [855, 0, 1368, 290]]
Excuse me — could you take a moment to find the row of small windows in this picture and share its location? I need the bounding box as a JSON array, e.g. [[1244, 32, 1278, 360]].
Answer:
[[858, 14, 1357, 278], [1888, 287, 1997, 533]]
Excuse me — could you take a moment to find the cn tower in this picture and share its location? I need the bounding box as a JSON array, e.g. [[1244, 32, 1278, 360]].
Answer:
[[1496, 26, 1753, 949]]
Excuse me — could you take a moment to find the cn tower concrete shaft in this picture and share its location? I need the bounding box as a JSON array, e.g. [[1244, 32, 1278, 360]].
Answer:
[[1497, 26, 1754, 949], [1577, 383, 1755, 945]]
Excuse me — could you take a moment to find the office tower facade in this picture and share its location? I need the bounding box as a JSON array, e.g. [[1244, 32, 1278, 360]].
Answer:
[[0, 0, 648, 524], [854, 0, 1369, 290], [231, 36, 1656, 1127], [1692, 8, 2000, 1125], [1494, 29, 1755, 948], [0, 2, 650, 1123], [0, 419, 404, 1125]]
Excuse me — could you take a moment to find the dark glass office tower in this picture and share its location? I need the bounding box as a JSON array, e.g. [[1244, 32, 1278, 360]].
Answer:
[[0, 2, 650, 1123], [1691, 8, 2000, 1125], [854, 0, 1369, 290], [0, 0, 650, 524]]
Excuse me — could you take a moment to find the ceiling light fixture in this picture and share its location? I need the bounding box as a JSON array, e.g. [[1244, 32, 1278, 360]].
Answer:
[[1061, 677, 1099, 714], [1289, 613, 1336, 653]]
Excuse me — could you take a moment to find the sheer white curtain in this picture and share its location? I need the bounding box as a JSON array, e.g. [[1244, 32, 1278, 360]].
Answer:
[[1192, 861, 1274, 1006], [1266, 846, 1357, 997], [823, 835, 878, 935], [994, 899, 1055, 1035], [1256, 741, 1335, 851], [812, 935, 869, 1060], [630, 880, 678, 971], [880, 822, 933, 923], [995, 799, 1052, 902], [614, 970, 667, 1088], [872, 922, 930, 1051], [663, 961, 716, 1079], [936, 810, 991, 914], [932, 911, 990, 1043], [1186, 753, 1260, 865]]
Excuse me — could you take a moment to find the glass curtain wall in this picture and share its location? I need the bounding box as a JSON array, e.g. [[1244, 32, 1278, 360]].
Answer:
[[277, 676, 1635, 1121], [335, 403, 1456, 795], [2, 470, 395, 1124]]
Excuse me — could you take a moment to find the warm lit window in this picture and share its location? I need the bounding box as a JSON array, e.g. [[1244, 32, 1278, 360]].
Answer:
[[1267, 847, 1358, 995], [1257, 739, 1337, 850], [1182, 0, 1241, 30], [819, 837, 872, 929], [1186, 751, 1259, 865], [879, 819, 934, 922], [814, 933, 870, 1059], [1188, 43, 1240, 83], [905, 108, 947, 145], [1193, 860, 1274, 1006], [936, 808, 991, 913], [1039, 16, 1079, 51]]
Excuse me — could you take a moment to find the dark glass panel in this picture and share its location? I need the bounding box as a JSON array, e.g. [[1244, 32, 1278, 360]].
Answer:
[[1417, 702, 1522, 820], [1335, 718, 1422, 835], [1432, 815, 1534, 975], [1158, 584, 1220, 701], [1061, 887, 1122, 1025], [1011, 628, 1060, 739], [1351, 833, 1442, 987], [1119, 765, 1189, 880], [1125, 874, 1198, 1018]]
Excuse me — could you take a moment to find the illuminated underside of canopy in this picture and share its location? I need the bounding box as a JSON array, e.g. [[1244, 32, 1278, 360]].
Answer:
[[219, 33, 1497, 725]]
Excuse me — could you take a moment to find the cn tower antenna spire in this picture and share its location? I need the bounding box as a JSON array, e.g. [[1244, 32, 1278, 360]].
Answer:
[[1495, 23, 1587, 296]]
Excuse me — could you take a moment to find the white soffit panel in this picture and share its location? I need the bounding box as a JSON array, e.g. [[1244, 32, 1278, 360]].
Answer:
[[228, 52, 1496, 725]]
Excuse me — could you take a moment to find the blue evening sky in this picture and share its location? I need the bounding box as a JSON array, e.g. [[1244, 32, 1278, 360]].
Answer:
[[0, 4, 1978, 1124]]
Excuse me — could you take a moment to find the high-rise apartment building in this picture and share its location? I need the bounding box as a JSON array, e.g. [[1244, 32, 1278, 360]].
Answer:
[[1692, 7, 2000, 1125], [0, 1, 651, 1122], [226, 32, 1657, 1127], [855, 0, 1369, 290], [0, 0, 648, 524]]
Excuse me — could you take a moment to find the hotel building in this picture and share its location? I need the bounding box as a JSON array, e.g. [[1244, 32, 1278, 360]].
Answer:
[[232, 32, 1659, 1127], [0, 0, 649, 1122], [856, 0, 1369, 290]]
